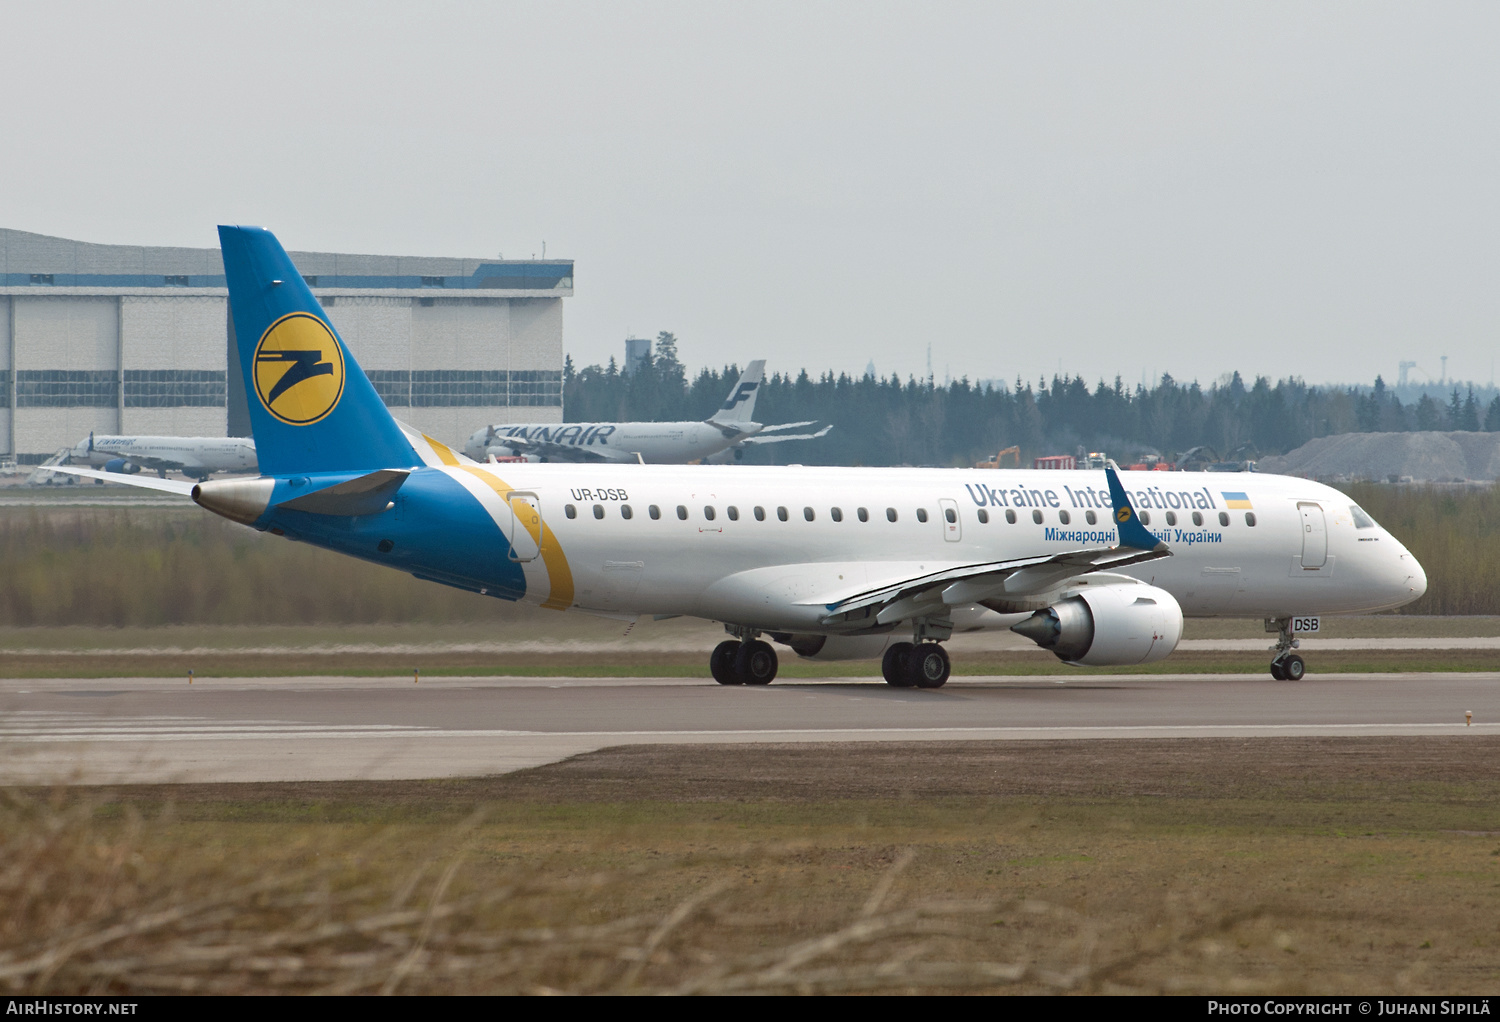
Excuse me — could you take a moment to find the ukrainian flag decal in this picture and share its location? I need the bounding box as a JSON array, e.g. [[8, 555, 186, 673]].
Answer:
[[253, 313, 346, 426], [1222, 491, 1253, 509]]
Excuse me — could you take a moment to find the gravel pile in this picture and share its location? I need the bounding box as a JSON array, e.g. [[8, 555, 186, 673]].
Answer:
[[1258, 431, 1500, 481]]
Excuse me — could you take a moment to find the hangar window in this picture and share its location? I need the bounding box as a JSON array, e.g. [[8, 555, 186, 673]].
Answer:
[[1192, 511, 1204, 527], [754, 506, 766, 521], [831, 507, 843, 522], [1005, 509, 1017, 524], [1140, 511, 1151, 525], [1245, 512, 1257, 526], [593, 504, 605, 519], [163, 275, 189, 286], [727, 506, 739, 521], [1058, 510, 1071, 525], [886, 508, 898, 522], [1218, 511, 1230, 526], [621, 504, 633, 519], [564, 504, 577, 519], [421, 275, 446, 287], [676, 505, 688, 520], [777, 506, 789, 522], [977, 508, 989, 524], [648, 504, 661, 520], [1165, 511, 1177, 526], [418, 297, 435, 307], [1350, 505, 1375, 529], [1085, 510, 1096, 525], [916, 508, 928, 523], [1031, 509, 1043, 524], [301, 275, 318, 287], [29, 274, 53, 285], [803, 507, 815, 521], [704, 506, 716, 521], [857, 507, 869, 522]]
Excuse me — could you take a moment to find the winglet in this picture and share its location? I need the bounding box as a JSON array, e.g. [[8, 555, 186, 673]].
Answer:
[[1105, 466, 1168, 553]]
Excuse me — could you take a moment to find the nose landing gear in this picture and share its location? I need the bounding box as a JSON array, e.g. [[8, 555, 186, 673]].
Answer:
[[1266, 617, 1307, 680]]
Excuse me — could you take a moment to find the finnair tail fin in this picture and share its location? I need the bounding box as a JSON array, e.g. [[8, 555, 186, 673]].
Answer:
[[219, 226, 418, 477], [707, 359, 767, 425]]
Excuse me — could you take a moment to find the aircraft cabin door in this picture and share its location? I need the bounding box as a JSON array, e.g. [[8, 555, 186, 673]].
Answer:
[[1298, 502, 1327, 569], [938, 498, 962, 542], [507, 491, 542, 562]]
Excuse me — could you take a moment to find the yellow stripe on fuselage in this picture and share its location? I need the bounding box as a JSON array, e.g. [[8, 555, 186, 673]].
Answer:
[[423, 435, 574, 611]]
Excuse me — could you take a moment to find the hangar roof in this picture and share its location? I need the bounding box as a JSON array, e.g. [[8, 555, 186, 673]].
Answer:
[[0, 228, 572, 291]]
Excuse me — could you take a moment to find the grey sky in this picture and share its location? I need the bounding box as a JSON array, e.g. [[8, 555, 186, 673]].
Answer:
[[4, 1, 1496, 389]]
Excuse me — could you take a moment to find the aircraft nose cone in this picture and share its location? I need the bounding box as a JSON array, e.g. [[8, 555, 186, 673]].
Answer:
[[1402, 553, 1428, 602]]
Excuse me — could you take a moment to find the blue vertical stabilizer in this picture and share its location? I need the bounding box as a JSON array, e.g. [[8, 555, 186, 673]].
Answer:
[[218, 225, 419, 476]]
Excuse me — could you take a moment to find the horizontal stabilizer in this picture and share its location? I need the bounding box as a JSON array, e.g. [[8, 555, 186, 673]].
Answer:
[[276, 469, 410, 516], [741, 424, 834, 444], [45, 466, 197, 495]]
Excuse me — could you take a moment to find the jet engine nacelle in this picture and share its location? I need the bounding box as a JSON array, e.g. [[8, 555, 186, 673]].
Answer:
[[776, 633, 893, 661], [103, 458, 141, 474], [1011, 584, 1182, 666]]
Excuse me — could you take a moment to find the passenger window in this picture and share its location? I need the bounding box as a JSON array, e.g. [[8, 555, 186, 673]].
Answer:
[[1218, 511, 1230, 526], [1166, 511, 1177, 526], [1350, 505, 1375, 529], [1085, 510, 1096, 525], [1058, 510, 1071, 525], [564, 504, 577, 519], [777, 506, 789, 522], [1140, 511, 1151, 525], [1192, 511, 1203, 527], [857, 507, 869, 522], [831, 507, 843, 522], [621, 504, 633, 519], [977, 508, 989, 524], [592, 504, 604, 519], [727, 506, 739, 521], [754, 506, 766, 521], [704, 506, 716, 521], [677, 505, 688, 520], [649, 504, 661, 520], [1031, 509, 1043, 524], [886, 508, 898, 522], [916, 508, 929, 523], [944, 508, 956, 524], [803, 506, 815, 521], [1005, 509, 1017, 524], [1245, 512, 1257, 527]]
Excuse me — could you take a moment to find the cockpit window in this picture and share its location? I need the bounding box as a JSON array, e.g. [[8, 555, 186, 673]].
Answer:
[[1350, 505, 1376, 529]]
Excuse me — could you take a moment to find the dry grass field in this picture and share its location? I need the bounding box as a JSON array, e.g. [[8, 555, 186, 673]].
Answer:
[[4, 737, 1499, 995]]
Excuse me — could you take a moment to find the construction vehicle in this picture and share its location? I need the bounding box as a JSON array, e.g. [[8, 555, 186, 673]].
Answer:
[[974, 446, 1020, 469]]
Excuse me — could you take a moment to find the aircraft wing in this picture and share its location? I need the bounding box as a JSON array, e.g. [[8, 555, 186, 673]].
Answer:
[[47, 466, 197, 495], [489, 435, 615, 463], [807, 466, 1169, 628], [740, 424, 834, 444]]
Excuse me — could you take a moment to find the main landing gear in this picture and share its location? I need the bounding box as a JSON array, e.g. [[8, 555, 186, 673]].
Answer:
[[880, 641, 951, 689], [710, 637, 779, 686], [1266, 617, 1306, 681]]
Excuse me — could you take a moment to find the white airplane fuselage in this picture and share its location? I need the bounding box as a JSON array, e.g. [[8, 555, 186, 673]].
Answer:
[[467, 420, 760, 464], [72, 435, 258, 479], [387, 460, 1424, 628]]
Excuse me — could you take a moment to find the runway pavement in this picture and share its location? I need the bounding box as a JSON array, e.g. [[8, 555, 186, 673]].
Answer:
[[2, 671, 1497, 784]]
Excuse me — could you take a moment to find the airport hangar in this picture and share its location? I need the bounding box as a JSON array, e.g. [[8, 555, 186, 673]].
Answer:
[[0, 228, 572, 464]]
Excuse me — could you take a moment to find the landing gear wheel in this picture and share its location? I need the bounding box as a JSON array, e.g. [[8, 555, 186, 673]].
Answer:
[[1269, 658, 1286, 681], [882, 642, 915, 687], [735, 640, 779, 685], [907, 643, 951, 689], [711, 640, 742, 685], [1282, 654, 1305, 681]]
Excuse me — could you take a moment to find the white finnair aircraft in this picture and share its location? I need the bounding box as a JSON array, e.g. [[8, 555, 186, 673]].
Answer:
[[57, 227, 1428, 688], [463, 359, 832, 464], [70, 432, 258, 480]]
